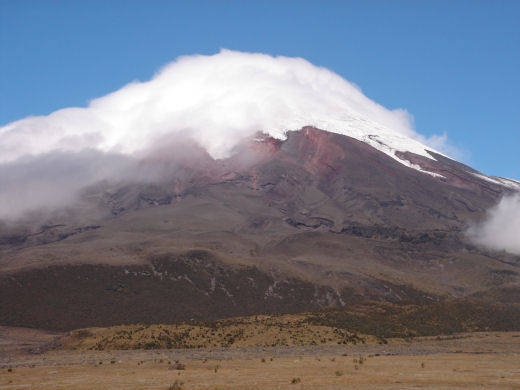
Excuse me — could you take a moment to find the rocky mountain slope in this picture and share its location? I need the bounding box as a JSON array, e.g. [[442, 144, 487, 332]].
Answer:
[[1, 127, 519, 331]]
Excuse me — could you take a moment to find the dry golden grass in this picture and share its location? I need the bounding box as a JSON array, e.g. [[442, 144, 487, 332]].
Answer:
[[2, 324, 520, 389], [1, 351, 520, 389]]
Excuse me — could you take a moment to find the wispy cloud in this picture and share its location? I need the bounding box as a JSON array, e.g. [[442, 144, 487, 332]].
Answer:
[[0, 150, 135, 220], [467, 194, 520, 256]]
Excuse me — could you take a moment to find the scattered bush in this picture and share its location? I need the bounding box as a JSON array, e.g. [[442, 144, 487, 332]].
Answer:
[[168, 363, 185, 370], [168, 380, 184, 390]]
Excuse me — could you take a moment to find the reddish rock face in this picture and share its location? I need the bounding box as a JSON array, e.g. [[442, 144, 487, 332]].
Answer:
[[283, 127, 346, 179], [192, 127, 508, 231]]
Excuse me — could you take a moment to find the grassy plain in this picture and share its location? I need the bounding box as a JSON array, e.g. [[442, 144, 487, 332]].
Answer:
[[2, 348, 520, 389], [1, 325, 520, 389]]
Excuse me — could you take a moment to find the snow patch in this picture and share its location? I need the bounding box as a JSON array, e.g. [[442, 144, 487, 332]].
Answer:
[[471, 173, 520, 190]]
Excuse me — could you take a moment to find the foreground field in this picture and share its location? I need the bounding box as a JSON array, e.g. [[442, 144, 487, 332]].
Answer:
[[1, 330, 520, 389], [2, 352, 520, 389]]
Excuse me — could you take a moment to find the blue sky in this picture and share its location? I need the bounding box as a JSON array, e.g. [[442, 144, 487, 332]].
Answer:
[[1, 0, 519, 179]]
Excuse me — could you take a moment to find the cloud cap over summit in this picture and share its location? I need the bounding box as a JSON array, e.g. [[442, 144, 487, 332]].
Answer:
[[0, 50, 444, 164]]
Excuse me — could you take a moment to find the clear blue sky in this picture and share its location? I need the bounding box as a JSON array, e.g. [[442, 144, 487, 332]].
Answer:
[[1, 0, 519, 179]]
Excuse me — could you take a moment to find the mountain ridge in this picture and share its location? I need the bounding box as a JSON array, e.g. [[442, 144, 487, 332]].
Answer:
[[1, 127, 519, 331]]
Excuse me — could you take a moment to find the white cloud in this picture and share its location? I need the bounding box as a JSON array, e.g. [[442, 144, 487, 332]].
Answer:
[[467, 194, 520, 256], [0, 151, 135, 220], [1, 49, 447, 162], [0, 49, 453, 219]]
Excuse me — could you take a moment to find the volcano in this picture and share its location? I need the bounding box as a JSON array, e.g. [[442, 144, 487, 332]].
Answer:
[[1, 125, 519, 331], [1, 51, 519, 333]]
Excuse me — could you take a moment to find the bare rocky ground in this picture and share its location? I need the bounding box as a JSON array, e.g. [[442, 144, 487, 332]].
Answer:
[[1, 327, 519, 389]]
